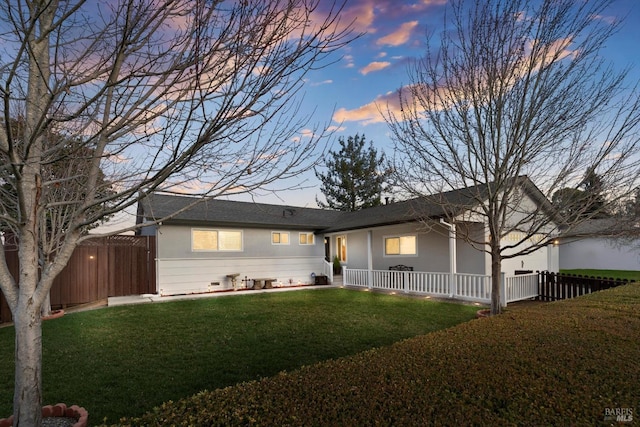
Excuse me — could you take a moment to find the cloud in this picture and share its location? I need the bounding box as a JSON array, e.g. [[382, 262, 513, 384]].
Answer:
[[360, 61, 391, 75], [310, 79, 333, 87], [591, 14, 617, 25], [333, 89, 403, 125], [343, 54, 355, 68], [305, 0, 376, 40], [291, 128, 316, 143], [335, 34, 580, 127], [376, 21, 419, 46]]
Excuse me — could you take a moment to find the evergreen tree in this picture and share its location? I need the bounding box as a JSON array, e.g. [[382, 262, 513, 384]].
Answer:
[[551, 168, 610, 221], [315, 134, 389, 211], [580, 167, 609, 218]]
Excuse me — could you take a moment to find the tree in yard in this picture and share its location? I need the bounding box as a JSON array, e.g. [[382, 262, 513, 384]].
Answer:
[[315, 133, 390, 211], [386, 0, 640, 315], [0, 0, 353, 424], [552, 167, 610, 221]]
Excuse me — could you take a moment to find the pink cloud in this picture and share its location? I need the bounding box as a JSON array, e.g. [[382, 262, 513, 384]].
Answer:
[[360, 61, 391, 75], [333, 89, 404, 125], [376, 21, 419, 46]]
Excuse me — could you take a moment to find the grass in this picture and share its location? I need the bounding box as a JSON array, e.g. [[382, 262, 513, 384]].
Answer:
[[560, 268, 640, 281], [113, 283, 640, 426], [0, 288, 478, 424]]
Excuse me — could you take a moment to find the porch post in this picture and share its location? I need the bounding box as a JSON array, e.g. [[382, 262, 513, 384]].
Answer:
[[367, 230, 373, 289], [440, 219, 457, 298]]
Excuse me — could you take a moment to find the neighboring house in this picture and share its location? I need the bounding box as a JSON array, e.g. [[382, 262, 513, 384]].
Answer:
[[136, 177, 560, 296], [559, 218, 640, 271]]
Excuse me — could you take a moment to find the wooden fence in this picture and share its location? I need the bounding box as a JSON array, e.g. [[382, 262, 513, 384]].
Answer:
[[537, 271, 629, 301], [0, 235, 156, 323]]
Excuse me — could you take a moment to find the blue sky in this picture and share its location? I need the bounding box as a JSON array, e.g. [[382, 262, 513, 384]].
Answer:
[[232, 0, 640, 208]]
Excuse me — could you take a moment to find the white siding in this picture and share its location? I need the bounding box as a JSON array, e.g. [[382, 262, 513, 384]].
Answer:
[[157, 256, 327, 295], [500, 245, 553, 275]]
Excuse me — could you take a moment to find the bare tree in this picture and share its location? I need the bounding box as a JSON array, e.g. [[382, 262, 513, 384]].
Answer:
[[386, 0, 640, 315], [0, 0, 353, 424]]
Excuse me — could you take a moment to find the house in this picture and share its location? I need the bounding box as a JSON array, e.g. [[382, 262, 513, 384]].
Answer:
[[136, 195, 342, 295], [559, 218, 640, 271], [136, 177, 560, 296]]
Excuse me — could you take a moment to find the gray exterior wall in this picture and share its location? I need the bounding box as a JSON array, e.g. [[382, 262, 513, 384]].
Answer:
[[328, 222, 486, 274], [157, 225, 323, 259], [155, 224, 327, 295]]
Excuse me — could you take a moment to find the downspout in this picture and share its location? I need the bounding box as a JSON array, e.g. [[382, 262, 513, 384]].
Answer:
[[440, 219, 457, 298]]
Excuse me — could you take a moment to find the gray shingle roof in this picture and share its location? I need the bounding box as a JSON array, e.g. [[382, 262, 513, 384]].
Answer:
[[137, 177, 554, 233], [138, 193, 342, 230]]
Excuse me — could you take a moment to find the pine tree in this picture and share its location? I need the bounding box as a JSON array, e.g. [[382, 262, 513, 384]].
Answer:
[[315, 134, 389, 211]]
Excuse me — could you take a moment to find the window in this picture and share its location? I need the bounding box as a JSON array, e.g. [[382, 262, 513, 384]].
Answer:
[[272, 231, 290, 245], [336, 235, 347, 262], [192, 229, 242, 251], [299, 232, 315, 245], [384, 235, 417, 256]]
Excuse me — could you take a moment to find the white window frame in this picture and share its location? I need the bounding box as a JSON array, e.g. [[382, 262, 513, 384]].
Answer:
[[191, 228, 243, 252], [299, 232, 315, 245], [271, 231, 290, 245], [383, 234, 418, 257]]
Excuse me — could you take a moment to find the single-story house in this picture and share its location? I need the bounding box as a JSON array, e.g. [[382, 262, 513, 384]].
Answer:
[[559, 218, 640, 271], [136, 177, 560, 296]]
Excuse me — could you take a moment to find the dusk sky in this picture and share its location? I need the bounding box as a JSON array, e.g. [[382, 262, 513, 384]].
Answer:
[[231, 0, 640, 208]]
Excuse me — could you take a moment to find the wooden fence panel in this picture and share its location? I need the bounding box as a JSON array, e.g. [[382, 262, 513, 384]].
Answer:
[[0, 235, 156, 323]]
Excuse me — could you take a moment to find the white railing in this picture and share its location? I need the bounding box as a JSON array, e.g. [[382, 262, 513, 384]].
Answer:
[[455, 273, 492, 302], [505, 273, 538, 303], [344, 269, 452, 296], [343, 268, 538, 305], [323, 260, 334, 283]]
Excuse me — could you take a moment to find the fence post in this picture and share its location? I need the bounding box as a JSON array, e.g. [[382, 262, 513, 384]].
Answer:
[[500, 272, 507, 308]]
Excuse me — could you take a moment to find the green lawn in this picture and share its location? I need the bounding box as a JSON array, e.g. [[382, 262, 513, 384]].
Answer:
[[0, 288, 478, 424], [114, 283, 640, 426], [560, 269, 640, 281]]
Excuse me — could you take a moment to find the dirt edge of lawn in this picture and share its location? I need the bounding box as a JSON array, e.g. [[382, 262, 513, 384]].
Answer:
[[108, 284, 640, 426]]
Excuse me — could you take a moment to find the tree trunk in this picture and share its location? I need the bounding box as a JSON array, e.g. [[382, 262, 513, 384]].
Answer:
[[40, 291, 52, 318], [490, 242, 502, 315], [13, 282, 44, 426]]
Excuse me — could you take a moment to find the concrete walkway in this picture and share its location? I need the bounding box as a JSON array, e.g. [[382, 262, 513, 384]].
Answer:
[[108, 282, 341, 307]]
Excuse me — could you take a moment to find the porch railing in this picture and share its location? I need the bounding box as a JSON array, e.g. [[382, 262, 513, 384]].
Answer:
[[343, 268, 493, 303], [323, 260, 334, 284], [505, 273, 538, 302], [343, 268, 535, 305], [455, 272, 492, 302]]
